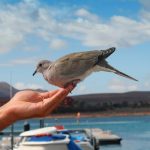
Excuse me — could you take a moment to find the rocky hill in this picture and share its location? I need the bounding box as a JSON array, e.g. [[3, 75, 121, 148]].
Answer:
[[0, 82, 150, 113], [0, 82, 46, 102], [0, 82, 18, 101], [57, 92, 150, 113]]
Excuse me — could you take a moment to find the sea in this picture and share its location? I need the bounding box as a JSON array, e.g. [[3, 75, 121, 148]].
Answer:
[[1, 115, 150, 150]]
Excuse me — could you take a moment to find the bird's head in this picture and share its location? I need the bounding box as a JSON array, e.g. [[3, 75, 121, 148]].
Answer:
[[33, 60, 52, 76]]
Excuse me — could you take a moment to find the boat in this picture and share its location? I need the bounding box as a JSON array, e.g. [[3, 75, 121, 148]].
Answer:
[[59, 129, 96, 150], [14, 126, 96, 150]]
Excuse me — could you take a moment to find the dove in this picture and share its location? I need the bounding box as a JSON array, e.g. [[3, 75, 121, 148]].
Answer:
[[33, 47, 137, 88]]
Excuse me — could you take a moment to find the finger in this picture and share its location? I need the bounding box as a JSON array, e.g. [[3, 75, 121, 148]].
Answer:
[[40, 90, 59, 99], [43, 88, 70, 110], [48, 89, 69, 103], [65, 84, 75, 92], [41, 85, 75, 114], [42, 84, 74, 100]]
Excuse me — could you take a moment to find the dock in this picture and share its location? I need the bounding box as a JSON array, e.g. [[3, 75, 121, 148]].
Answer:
[[0, 130, 21, 136], [0, 128, 122, 150], [85, 128, 122, 145]]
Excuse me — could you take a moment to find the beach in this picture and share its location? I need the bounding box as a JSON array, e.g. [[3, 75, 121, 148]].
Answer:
[[49, 110, 150, 119]]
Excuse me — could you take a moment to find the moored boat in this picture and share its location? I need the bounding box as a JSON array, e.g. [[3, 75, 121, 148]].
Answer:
[[14, 126, 95, 150]]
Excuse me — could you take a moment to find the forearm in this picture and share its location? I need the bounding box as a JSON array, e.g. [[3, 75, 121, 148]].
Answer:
[[0, 106, 16, 131]]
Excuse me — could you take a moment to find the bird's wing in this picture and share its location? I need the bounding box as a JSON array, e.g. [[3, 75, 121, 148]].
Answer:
[[54, 51, 100, 77], [53, 47, 115, 78]]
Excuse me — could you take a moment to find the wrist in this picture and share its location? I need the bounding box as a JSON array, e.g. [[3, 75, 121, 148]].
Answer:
[[0, 105, 16, 131]]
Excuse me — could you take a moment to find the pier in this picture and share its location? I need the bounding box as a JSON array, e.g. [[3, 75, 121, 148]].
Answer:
[[85, 128, 122, 145], [0, 128, 122, 150]]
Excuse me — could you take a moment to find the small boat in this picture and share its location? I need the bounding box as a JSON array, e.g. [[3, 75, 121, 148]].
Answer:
[[14, 126, 95, 150], [59, 129, 96, 150]]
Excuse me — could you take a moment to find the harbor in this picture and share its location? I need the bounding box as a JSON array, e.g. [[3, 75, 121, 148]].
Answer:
[[85, 128, 122, 145], [0, 0, 150, 150], [0, 126, 121, 150], [0, 115, 150, 150]]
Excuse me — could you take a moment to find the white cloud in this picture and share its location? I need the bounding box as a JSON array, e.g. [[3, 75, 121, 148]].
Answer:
[[108, 78, 138, 92], [143, 76, 150, 88], [12, 57, 36, 65], [75, 8, 100, 22], [0, 63, 12, 67], [49, 39, 68, 50], [14, 82, 43, 90], [140, 0, 150, 10], [0, 57, 38, 67], [74, 84, 90, 95], [0, 0, 150, 53]]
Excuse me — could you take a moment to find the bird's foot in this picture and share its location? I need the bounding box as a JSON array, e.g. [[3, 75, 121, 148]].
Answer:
[[64, 79, 80, 93], [71, 79, 80, 87]]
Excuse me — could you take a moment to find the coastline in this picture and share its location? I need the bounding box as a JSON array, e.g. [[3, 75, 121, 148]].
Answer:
[[48, 111, 150, 119]]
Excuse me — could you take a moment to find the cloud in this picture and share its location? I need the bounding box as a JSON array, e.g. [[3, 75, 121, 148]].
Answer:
[[143, 75, 150, 89], [0, 63, 12, 67], [49, 39, 68, 50], [75, 8, 100, 22], [12, 57, 36, 65], [0, 0, 150, 53], [74, 84, 90, 95], [14, 82, 43, 90], [140, 0, 150, 10], [0, 57, 37, 67], [108, 78, 138, 92]]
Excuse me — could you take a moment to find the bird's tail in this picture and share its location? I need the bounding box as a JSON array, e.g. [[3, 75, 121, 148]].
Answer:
[[101, 47, 116, 59], [98, 60, 138, 81]]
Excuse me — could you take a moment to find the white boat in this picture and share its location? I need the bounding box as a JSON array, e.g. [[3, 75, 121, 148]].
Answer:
[[59, 129, 95, 150], [14, 126, 95, 150]]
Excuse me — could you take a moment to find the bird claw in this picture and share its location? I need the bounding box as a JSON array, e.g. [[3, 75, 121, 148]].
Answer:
[[64, 79, 80, 93]]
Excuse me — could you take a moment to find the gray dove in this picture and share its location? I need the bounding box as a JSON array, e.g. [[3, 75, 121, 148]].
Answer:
[[33, 47, 137, 88]]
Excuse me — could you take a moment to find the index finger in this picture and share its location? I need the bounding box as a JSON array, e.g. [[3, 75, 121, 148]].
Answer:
[[40, 90, 59, 99], [43, 85, 74, 108]]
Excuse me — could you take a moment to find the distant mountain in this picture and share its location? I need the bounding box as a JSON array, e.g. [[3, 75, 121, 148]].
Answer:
[[57, 91, 150, 113], [0, 82, 18, 100], [1, 82, 150, 114], [0, 82, 47, 101]]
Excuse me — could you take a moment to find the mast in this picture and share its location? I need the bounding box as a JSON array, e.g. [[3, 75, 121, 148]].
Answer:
[[10, 72, 14, 150]]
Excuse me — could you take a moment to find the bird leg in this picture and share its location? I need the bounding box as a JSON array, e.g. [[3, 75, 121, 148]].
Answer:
[[64, 79, 80, 89]]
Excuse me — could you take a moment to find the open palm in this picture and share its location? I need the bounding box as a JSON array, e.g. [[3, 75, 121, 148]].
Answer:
[[3, 86, 73, 121]]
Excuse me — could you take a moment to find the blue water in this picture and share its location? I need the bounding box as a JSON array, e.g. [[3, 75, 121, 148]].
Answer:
[[1, 115, 150, 150]]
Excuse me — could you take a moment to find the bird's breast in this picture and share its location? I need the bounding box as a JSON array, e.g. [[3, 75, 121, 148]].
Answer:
[[43, 68, 69, 87]]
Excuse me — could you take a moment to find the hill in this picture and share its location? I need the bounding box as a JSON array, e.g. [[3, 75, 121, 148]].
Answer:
[[0, 82, 47, 102], [0, 82, 150, 114], [57, 91, 150, 114], [0, 82, 18, 101]]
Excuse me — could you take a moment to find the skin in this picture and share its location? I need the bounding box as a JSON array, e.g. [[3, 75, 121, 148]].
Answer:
[[0, 85, 74, 131]]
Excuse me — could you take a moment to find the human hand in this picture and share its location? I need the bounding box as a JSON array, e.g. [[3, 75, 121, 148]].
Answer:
[[0, 85, 74, 130]]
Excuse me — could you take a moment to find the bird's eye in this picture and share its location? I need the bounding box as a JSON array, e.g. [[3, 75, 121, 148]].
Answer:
[[39, 63, 42, 67]]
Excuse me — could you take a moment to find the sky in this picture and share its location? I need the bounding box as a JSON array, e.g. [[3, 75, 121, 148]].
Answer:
[[0, 0, 150, 95]]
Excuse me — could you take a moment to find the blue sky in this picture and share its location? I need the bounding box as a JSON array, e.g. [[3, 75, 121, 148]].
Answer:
[[0, 0, 150, 95]]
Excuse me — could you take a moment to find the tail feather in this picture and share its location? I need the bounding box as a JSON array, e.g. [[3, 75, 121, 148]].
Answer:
[[113, 68, 138, 81], [98, 60, 138, 81], [101, 47, 116, 59]]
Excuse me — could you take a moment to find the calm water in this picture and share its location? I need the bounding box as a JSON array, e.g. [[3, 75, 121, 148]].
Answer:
[[1, 115, 150, 150]]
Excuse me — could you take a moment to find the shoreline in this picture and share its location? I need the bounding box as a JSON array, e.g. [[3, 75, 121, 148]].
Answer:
[[48, 111, 150, 119]]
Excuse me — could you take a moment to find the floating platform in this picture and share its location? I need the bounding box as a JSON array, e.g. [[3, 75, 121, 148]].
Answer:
[[85, 128, 122, 145]]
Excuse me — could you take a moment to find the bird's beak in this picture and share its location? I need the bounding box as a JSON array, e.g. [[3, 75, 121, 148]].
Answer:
[[32, 70, 37, 76]]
